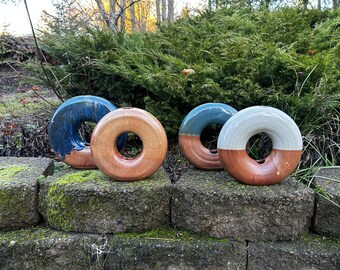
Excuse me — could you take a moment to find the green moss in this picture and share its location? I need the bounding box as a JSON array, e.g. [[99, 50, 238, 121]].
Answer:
[[43, 170, 109, 230], [45, 185, 74, 231], [41, 166, 171, 231], [37, 175, 46, 180], [0, 188, 33, 225], [116, 229, 229, 243], [0, 227, 72, 244], [0, 165, 36, 223], [300, 233, 340, 246], [0, 165, 26, 181], [52, 167, 170, 189], [0, 189, 13, 212], [56, 170, 104, 185]]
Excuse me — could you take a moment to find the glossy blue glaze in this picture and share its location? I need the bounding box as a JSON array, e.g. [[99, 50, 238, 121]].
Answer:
[[48, 95, 126, 158], [179, 103, 238, 136]]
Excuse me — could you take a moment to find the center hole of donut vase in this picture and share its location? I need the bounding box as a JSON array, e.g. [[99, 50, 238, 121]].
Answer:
[[246, 132, 273, 164], [78, 121, 96, 145], [200, 123, 222, 154], [119, 132, 143, 159]]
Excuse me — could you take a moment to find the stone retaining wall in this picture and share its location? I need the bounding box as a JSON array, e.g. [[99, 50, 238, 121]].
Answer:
[[0, 157, 339, 269]]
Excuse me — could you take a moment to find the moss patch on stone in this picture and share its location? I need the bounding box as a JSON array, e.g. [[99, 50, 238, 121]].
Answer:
[[0, 189, 14, 220], [300, 233, 340, 247], [39, 166, 172, 233], [0, 163, 41, 229], [0, 227, 69, 244], [0, 165, 26, 181], [45, 186, 75, 231], [56, 170, 105, 185], [47, 166, 170, 191], [105, 228, 243, 269], [116, 229, 230, 243], [0, 226, 100, 270]]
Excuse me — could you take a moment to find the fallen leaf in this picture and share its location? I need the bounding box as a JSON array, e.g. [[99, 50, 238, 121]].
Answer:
[[308, 50, 316, 55], [20, 98, 29, 104], [31, 85, 41, 91]]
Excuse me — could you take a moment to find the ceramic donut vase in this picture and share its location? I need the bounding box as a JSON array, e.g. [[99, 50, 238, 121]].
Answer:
[[178, 103, 238, 170], [90, 107, 168, 181], [217, 106, 303, 186], [48, 95, 126, 169], [49, 96, 302, 185]]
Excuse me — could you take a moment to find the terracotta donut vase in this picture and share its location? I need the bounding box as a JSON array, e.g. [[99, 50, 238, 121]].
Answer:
[[178, 103, 237, 170], [48, 95, 126, 169], [90, 108, 168, 181], [217, 106, 302, 186]]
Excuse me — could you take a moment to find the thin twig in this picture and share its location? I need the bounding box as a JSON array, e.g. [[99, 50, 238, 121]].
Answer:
[[23, 0, 64, 102]]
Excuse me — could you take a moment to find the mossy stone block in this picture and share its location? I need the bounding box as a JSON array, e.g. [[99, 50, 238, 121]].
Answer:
[[0, 227, 101, 270], [172, 168, 315, 241], [38, 165, 172, 233], [312, 168, 340, 238], [0, 157, 54, 229], [0, 227, 245, 270], [248, 234, 340, 270], [103, 230, 246, 270]]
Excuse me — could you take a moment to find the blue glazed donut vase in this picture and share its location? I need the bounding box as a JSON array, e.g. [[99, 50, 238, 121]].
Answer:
[[48, 95, 126, 169], [178, 103, 237, 170]]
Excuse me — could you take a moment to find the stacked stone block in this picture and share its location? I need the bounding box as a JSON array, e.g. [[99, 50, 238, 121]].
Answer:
[[0, 157, 54, 229], [312, 168, 340, 238], [0, 157, 339, 269], [172, 168, 315, 241]]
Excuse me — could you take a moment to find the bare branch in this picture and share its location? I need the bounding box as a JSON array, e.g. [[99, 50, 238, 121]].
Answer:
[[95, 0, 141, 32], [109, 0, 116, 18], [23, 0, 64, 102]]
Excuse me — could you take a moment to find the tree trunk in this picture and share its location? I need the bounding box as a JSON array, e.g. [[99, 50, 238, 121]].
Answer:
[[161, 0, 167, 22], [109, 0, 116, 19], [167, 0, 174, 22], [95, 0, 141, 32], [303, 0, 308, 9], [95, 0, 116, 31], [130, 0, 136, 31], [317, 0, 321, 9], [332, 0, 339, 9], [138, 2, 147, 31], [120, 0, 126, 31], [156, 0, 161, 23]]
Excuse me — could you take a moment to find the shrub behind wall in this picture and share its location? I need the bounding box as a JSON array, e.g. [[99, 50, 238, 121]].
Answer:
[[36, 7, 339, 165]]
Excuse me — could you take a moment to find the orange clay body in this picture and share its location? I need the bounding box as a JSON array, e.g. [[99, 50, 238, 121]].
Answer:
[[218, 149, 302, 185], [217, 106, 303, 185], [91, 108, 168, 181], [178, 135, 221, 170], [62, 148, 97, 169]]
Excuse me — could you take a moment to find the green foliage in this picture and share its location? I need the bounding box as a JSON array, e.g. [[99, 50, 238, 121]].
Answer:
[[37, 7, 339, 166], [0, 34, 36, 66]]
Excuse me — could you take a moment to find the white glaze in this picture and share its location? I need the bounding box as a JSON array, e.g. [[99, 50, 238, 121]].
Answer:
[[217, 106, 302, 150]]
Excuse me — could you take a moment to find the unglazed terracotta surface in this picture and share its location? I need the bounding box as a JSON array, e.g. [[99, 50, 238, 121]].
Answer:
[[219, 149, 302, 185], [48, 95, 125, 168], [91, 108, 168, 181], [63, 148, 96, 169], [178, 135, 221, 169], [217, 106, 303, 185], [178, 103, 237, 170]]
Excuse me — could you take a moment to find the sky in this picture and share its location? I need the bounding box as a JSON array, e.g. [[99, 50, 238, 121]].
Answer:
[[0, 0, 203, 36]]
